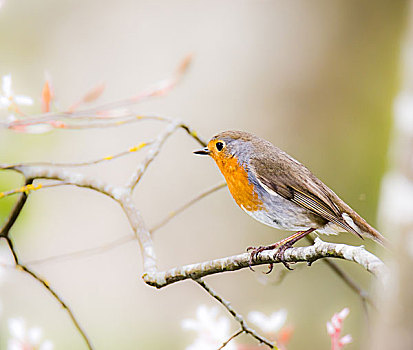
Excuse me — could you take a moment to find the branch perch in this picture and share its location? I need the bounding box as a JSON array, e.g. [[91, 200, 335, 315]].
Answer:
[[143, 238, 388, 288]]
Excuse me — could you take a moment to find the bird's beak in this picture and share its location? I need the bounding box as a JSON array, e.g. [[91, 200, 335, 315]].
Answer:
[[193, 147, 210, 155]]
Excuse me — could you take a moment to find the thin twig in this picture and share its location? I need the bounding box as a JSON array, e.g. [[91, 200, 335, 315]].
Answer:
[[0, 178, 33, 238], [63, 53, 192, 116], [3, 237, 94, 350], [218, 329, 243, 350], [126, 121, 180, 190], [0, 181, 67, 200], [24, 235, 135, 266], [195, 279, 274, 348], [8, 141, 151, 168], [1, 54, 192, 131], [8, 166, 120, 200], [5, 236, 19, 264], [151, 182, 226, 233], [179, 123, 207, 147], [16, 114, 172, 130]]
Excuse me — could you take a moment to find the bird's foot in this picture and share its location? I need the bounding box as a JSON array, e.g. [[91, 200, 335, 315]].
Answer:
[[246, 244, 278, 272], [274, 243, 294, 271], [247, 228, 316, 272], [247, 242, 295, 272]]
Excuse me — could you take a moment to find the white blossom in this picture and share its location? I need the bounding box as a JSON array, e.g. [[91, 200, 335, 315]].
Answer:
[[339, 334, 353, 345], [182, 305, 235, 350], [0, 74, 33, 111], [8, 318, 53, 350], [337, 308, 350, 320], [248, 309, 287, 334], [326, 320, 335, 335]]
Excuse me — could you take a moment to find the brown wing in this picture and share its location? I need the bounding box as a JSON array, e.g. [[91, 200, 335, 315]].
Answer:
[[250, 148, 363, 239], [288, 186, 363, 238]]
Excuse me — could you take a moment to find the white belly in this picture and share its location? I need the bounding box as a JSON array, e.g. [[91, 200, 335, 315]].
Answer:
[[242, 206, 342, 236], [241, 205, 315, 231]]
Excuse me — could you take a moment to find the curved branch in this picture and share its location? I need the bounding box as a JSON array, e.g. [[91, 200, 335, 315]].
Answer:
[[143, 238, 388, 289], [196, 279, 274, 349], [126, 121, 180, 190], [0, 178, 33, 238], [304, 236, 375, 309], [4, 237, 93, 349]]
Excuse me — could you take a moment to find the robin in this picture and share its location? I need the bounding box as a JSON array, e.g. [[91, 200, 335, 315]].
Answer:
[[194, 130, 387, 270]]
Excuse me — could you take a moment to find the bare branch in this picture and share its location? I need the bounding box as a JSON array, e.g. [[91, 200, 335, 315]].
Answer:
[[8, 141, 151, 168], [12, 114, 172, 131], [195, 279, 274, 349], [3, 237, 94, 350], [143, 238, 388, 289], [0, 178, 33, 238], [151, 182, 226, 233], [179, 123, 207, 147], [218, 329, 243, 350], [0, 181, 66, 200], [24, 235, 135, 266], [118, 195, 157, 272], [64, 53, 192, 115], [8, 166, 119, 199], [1, 54, 193, 132], [126, 121, 180, 190]]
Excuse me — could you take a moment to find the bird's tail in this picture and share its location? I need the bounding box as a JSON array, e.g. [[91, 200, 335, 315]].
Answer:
[[366, 226, 390, 249], [345, 210, 390, 249]]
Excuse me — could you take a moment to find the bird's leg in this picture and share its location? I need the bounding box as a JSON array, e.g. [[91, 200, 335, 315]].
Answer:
[[247, 228, 316, 272], [274, 228, 316, 270]]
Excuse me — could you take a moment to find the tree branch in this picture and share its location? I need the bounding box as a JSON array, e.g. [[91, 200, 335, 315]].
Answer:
[[0, 178, 33, 238], [305, 236, 375, 309], [195, 279, 274, 349], [151, 182, 226, 233], [126, 121, 180, 190], [218, 330, 243, 350], [3, 237, 93, 350], [143, 238, 388, 289]]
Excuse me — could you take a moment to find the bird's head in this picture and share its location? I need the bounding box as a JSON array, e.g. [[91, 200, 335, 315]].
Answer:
[[193, 130, 257, 165]]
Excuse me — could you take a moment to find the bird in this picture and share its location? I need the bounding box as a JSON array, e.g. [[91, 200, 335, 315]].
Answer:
[[194, 130, 387, 270]]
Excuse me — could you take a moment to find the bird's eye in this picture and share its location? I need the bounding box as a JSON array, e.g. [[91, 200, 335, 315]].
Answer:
[[215, 142, 224, 151]]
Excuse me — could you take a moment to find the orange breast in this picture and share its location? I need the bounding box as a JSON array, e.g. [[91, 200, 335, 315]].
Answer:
[[213, 156, 263, 211]]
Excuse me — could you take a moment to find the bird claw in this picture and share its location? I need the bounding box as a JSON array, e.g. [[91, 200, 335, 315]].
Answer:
[[264, 263, 274, 274], [274, 245, 294, 271], [246, 245, 276, 273], [247, 242, 299, 272], [247, 228, 315, 272], [247, 246, 263, 272]]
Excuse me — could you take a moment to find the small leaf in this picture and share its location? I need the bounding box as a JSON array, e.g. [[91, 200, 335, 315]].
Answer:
[[177, 53, 193, 75], [41, 81, 52, 113], [82, 83, 105, 103]]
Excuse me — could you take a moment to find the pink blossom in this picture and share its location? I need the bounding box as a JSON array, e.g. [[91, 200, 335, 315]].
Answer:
[[326, 308, 352, 350]]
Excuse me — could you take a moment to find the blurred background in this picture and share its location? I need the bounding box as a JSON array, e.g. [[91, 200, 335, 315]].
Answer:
[[0, 1, 409, 349]]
